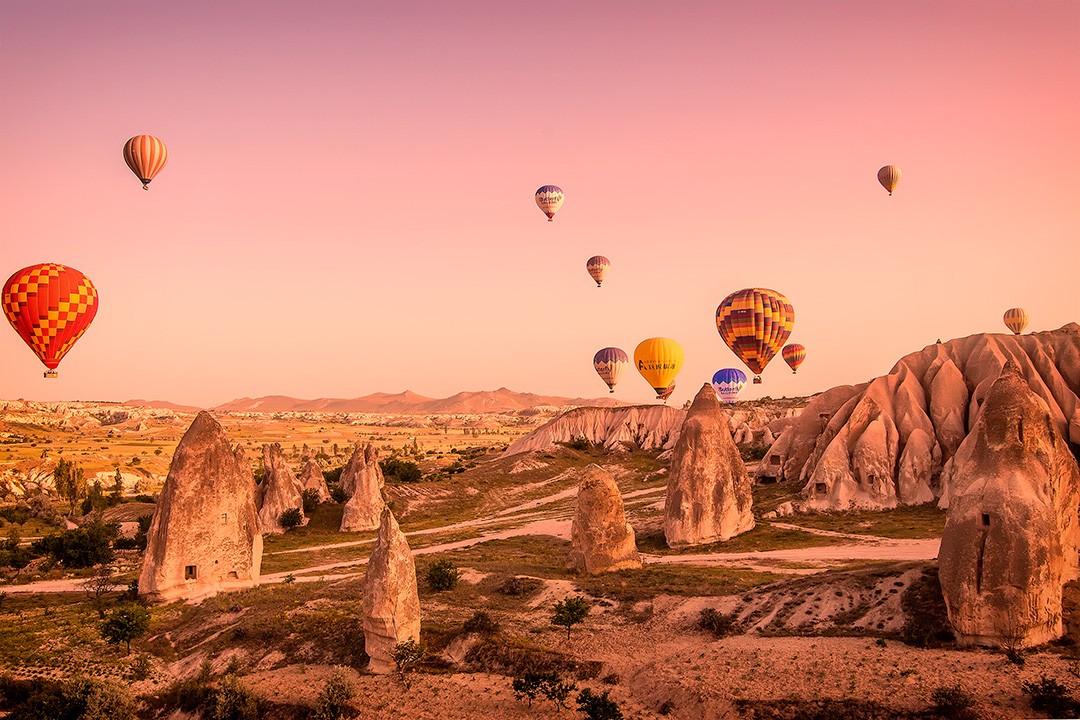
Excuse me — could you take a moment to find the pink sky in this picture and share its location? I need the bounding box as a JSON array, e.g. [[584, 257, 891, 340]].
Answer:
[[1, 1, 1077, 408]]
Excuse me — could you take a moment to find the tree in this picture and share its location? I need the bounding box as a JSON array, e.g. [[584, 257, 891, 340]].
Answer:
[[389, 639, 424, 688], [512, 671, 576, 710], [110, 468, 124, 505], [577, 688, 624, 720], [53, 458, 86, 516], [101, 603, 151, 655], [301, 488, 320, 513], [552, 596, 590, 642], [81, 564, 119, 618], [32, 521, 119, 568]]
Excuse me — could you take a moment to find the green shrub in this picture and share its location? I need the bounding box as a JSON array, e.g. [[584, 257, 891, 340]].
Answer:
[[128, 653, 152, 681], [100, 603, 152, 655], [301, 488, 321, 513], [463, 611, 500, 635], [279, 508, 304, 529], [929, 685, 976, 719], [323, 467, 344, 485], [390, 639, 424, 688], [552, 596, 590, 641], [577, 688, 623, 720], [312, 670, 355, 720], [1, 676, 136, 720], [208, 675, 259, 720], [380, 458, 422, 483], [31, 521, 119, 568], [739, 442, 771, 462], [498, 575, 543, 597], [1022, 675, 1080, 717], [327, 483, 348, 504], [512, 670, 576, 710], [426, 560, 459, 591], [698, 608, 738, 638]]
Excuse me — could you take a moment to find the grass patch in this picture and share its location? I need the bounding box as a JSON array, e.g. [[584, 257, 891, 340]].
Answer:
[[778, 504, 946, 540], [635, 522, 850, 555], [260, 504, 375, 553]]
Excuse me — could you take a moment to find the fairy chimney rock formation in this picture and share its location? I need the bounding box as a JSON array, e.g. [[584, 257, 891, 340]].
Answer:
[[938, 362, 1080, 648], [362, 507, 421, 674], [570, 464, 642, 573], [139, 412, 262, 603], [340, 444, 387, 532], [299, 458, 331, 503], [665, 384, 755, 546], [257, 443, 306, 534]]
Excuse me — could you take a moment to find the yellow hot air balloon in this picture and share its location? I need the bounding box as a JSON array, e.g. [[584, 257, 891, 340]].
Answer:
[[123, 135, 168, 190], [877, 165, 901, 196], [634, 337, 684, 401], [1003, 308, 1029, 335]]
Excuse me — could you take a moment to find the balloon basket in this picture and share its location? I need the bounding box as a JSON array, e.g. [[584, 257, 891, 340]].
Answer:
[[44, 371, 58, 379], [752, 376, 762, 384]]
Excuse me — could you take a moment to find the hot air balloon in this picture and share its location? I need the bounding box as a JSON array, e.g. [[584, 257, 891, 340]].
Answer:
[[593, 347, 629, 393], [782, 343, 806, 374], [535, 185, 564, 221], [3, 263, 99, 378], [123, 135, 168, 190], [716, 288, 795, 384], [586, 256, 610, 287], [658, 382, 675, 401], [877, 165, 901, 196], [711, 368, 746, 404], [634, 337, 684, 401], [1003, 308, 1029, 335]]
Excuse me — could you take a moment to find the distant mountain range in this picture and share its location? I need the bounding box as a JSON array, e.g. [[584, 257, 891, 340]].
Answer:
[[125, 388, 624, 415]]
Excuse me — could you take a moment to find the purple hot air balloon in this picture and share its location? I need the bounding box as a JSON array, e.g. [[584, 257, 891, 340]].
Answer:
[[593, 347, 629, 393]]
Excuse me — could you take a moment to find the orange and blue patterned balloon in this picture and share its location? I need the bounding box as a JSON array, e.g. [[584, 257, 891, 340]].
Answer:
[[593, 347, 628, 393], [3, 263, 99, 376], [535, 185, 564, 221], [715, 288, 795, 382], [711, 368, 746, 404], [586, 256, 610, 287], [782, 343, 806, 373]]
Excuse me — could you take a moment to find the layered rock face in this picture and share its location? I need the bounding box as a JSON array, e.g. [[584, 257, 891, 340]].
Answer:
[[761, 325, 1080, 511], [362, 507, 420, 674], [665, 384, 755, 546], [569, 464, 642, 573], [340, 444, 386, 532], [938, 363, 1080, 648], [139, 412, 262, 603], [257, 443, 305, 534], [299, 458, 331, 503]]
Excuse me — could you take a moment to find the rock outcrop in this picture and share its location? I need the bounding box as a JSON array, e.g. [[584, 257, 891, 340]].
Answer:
[[938, 362, 1080, 647], [299, 458, 331, 503], [340, 444, 386, 532], [569, 464, 642, 573], [762, 325, 1080, 511], [665, 384, 755, 546], [139, 412, 262, 603], [362, 507, 420, 674], [256, 443, 305, 534]]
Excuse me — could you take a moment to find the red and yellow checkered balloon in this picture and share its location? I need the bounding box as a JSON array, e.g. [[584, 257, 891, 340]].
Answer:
[[3, 263, 99, 372], [716, 288, 795, 378]]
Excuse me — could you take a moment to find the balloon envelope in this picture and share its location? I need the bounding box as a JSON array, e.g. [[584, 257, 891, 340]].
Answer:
[[586, 256, 610, 287], [123, 135, 168, 189], [711, 368, 747, 404], [535, 185, 564, 220], [3, 263, 99, 373], [634, 337, 684, 399], [715, 288, 795, 381], [877, 165, 901, 195], [782, 343, 806, 373], [593, 347, 629, 392], [1003, 308, 1029, 335]]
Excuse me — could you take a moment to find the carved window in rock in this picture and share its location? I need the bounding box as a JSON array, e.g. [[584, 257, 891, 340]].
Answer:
[[815, 483, 827, 494], [227, 571, 238, 580], [221, 512, 228, 524], [982, 513, 990, 527], [184, 565, 197, 580], [769, 455, 781, 466]]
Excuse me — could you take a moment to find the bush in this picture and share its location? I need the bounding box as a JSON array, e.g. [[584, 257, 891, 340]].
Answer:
[[312, 670, 355, 720], [577, 688, 623, 720], [323, 467, 344, 485], [380, 458, 422, 483], [128, 653, 152, 681], [463, 611, 500, 635], [498, 575, 543, 597], [279, 508, 303, 529], [328, 483, 348, 504], [390, 639, 424, 688], [552, 596, 590, 641], [929, 685, 976, 719], [31, 521, 119, 568], [562, 436, 594, 452], [1, 676, 137, 720], [426, 560, 459, 591], [698, 608, 738, 638], [101, 603, 152, 655], [739, 442, 771, 462], [512, 670, 576, 710], [208, 675, 259, 720], [0, 532, 37, 570], [26, 495, 61, 525], [1022, 675, 1080, 717], [301, 488, 321, 513]]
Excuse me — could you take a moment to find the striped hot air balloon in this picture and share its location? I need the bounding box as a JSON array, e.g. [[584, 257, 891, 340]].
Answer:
[[634, 337, 684, 401], [593, 347, 629, 393], [716, 288, 795, 384], [1003, 308, 1029, 335], [535, 185, 564, 221], [3, 263, 99, 378], [123, 135, 168, 190], [586, 256, 610, 287], [782, 343, 806, 373], [711, 368, 746, 404], [877, 165, 902, 196]]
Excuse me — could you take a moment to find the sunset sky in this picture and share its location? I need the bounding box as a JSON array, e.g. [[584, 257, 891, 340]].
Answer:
[[1, 1, 1077, 408]]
